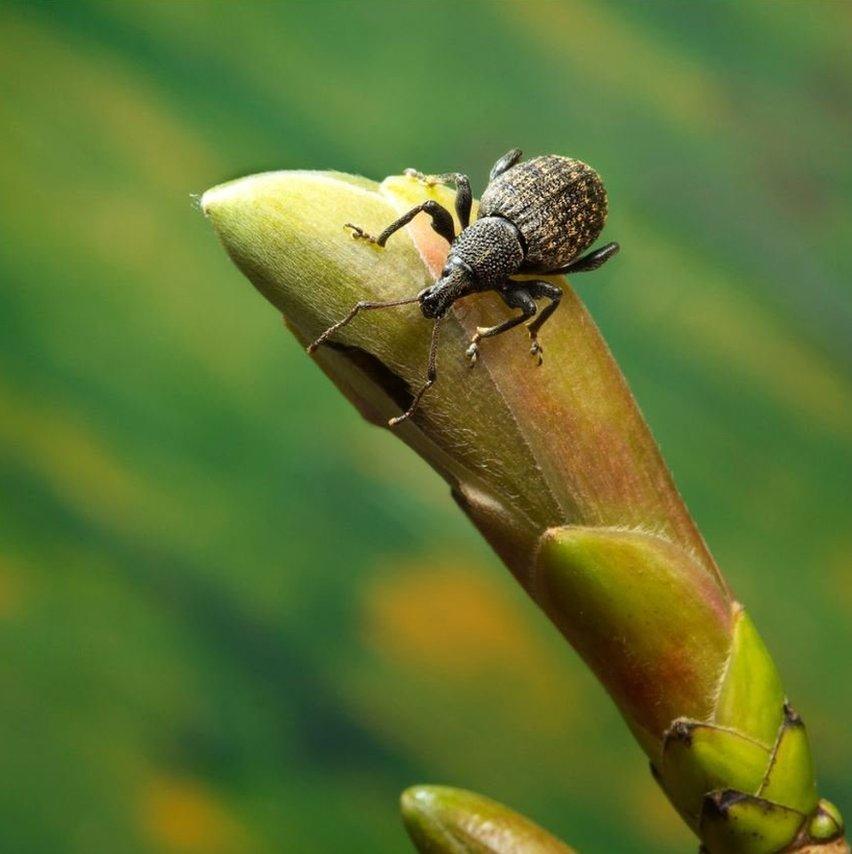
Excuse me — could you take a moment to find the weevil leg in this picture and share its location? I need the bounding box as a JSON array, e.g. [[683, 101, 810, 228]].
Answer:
[[345, 200, 455, 247], [546, 241, 620, 275], [521, 280, 563, 365], [389, 317, 443, 427], [306, 293, 423, 353], [489, 148, 523, 181], [404, 169, 472, 229], [465, 284, 536, 366]]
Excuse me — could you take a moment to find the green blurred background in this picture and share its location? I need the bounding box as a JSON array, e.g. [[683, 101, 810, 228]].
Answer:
[[1, 1, 849, 852]]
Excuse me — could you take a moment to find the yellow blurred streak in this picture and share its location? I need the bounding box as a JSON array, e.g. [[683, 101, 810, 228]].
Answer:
[[825, 541, 852, 615], [501, 0, 728, 135], [0, 379, 232, 565], [361, 560, 582, 735], [364, 562, 540, 676], [0, 11, 279, 396], [0, 10, 220, 193], [91, 1, 386, 158], [141, 775, 251, 854], [0, 379, 149, 534], [613, 218, 852, 438], [0, 555, 25, 619]]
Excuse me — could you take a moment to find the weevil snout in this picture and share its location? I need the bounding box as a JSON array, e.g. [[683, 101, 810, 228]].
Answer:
[[419, 262, 472, 319]]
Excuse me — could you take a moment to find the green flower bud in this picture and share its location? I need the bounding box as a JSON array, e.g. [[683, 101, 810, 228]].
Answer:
[[203, 169, 846, 853], [400, 785, 574, 853]]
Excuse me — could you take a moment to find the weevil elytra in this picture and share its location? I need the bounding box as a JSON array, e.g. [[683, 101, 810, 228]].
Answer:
[[307, 149, 619, 426]]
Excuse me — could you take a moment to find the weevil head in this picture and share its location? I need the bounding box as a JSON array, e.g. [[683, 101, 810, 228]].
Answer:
[[419, 257, 475, 319], [419, 284, 453, 319]]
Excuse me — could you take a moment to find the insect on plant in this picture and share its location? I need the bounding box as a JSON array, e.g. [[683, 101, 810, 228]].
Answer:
[[307, 149, 619, 426]]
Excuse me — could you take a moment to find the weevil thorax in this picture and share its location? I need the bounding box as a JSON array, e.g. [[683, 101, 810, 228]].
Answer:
[[450, 217, 524, 288], [419, 218, 525, 318]]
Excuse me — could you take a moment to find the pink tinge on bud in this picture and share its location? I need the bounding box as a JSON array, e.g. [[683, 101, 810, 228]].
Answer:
[[534, 526, 733, 752]]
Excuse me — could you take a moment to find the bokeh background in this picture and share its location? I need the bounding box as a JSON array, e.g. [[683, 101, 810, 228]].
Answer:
[[1, 1, 850, 852]]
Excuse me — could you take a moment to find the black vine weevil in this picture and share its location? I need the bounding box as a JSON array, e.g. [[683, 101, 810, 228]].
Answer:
[[308, 149, 619, 426]]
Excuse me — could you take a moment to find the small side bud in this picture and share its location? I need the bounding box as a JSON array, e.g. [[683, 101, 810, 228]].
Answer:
[[400, 785, 575, 854]]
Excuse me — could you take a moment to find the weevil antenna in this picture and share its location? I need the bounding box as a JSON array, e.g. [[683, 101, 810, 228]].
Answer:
[[306, 292, 423, 353], [388, 316, 442, 427]]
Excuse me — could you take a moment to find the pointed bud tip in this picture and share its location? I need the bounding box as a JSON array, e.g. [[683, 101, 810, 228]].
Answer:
[[399, 785, 463, 853], [399, 785, 575, 853], [201, 174, 263, 218], [400, 784, 441, 817]]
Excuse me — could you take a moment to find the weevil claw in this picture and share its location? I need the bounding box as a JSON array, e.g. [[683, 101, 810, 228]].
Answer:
[[404, 168, 438, 187], [466, 341, 480, 367], [530, 338, 544, 366], [344, 223, 380, 244]]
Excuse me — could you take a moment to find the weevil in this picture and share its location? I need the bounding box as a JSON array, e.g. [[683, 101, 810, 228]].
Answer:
[[307, 149, 619, 426]]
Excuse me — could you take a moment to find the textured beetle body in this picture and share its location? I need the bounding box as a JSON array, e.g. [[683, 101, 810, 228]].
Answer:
[[309, 149, 619, 426], [448, 217, 525, 289], [478, 155, 608, 271]]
